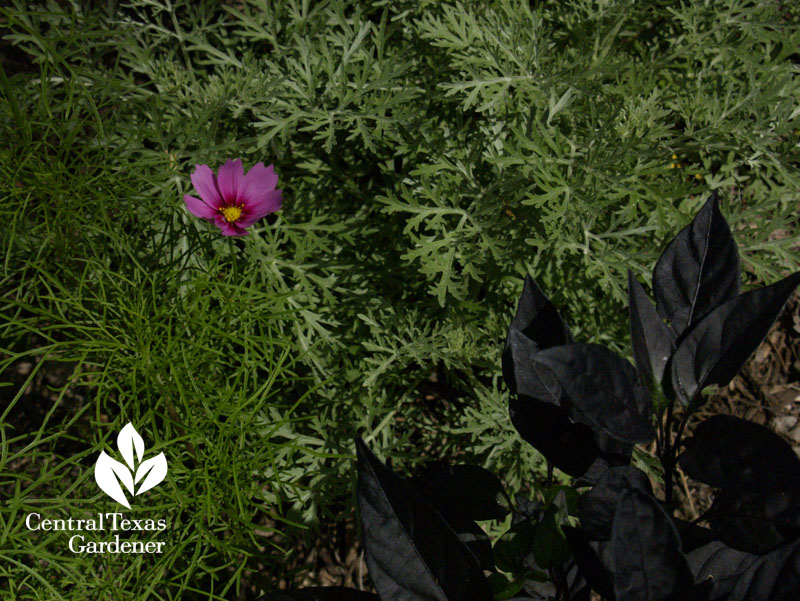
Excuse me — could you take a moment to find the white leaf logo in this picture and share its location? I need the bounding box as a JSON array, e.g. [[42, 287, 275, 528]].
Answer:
[[135, 453, 168, 495], [94, 422, 168, 508], [118, 422, 144, 471], [95, 451, 134, 508]]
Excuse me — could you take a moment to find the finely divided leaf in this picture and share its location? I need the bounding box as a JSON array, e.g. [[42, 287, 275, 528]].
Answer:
[[670, 272, 800, 405], [533, 344, 654, 444], [355, 438, 491, 601], [652, 193, 740, 335]]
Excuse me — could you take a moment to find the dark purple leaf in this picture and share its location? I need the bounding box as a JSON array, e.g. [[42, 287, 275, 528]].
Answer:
[[578, 466, 653, 540], [410, 465, 508, 571], [574, 458, 616, 488], [591, 428, 636, 465], [510, 395, 634, 478], [513, 493, 544, 522], [502, 275, 571, 396], [264, 589, 380, 601], [510, 396, 603, 477], [611, 488, 694, 601], [410, 464, 510, 522], [686, 541, 759, 601], [564, 526, 615, 600], [509, 275, 572, 348], [670, 271, 800, 404], [678, 415, 800, 492], [670, 517, 718, 553], [728, 538, 800, 601], [505, 329, 564, 402], [652, 193, 740, 335], [533, 344, 654, 444], [628, 270, 676, 387], [355, 438, 491, 601], [707, 489, 800, 554]]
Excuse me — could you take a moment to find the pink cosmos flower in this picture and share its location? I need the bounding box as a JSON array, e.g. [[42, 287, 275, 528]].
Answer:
[[184, 159, 282, 236]]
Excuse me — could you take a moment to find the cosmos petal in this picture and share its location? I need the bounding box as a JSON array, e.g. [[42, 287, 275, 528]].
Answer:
[[190, 164, 222, 209], [237, 189, 282, 227], [239, 163, 278, 208], [217, 158, 244, 204], [183, 194, 217, 220]]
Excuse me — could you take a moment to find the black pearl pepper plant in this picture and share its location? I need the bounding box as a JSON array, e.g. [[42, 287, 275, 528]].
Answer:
[[267, 192, 800, 601]]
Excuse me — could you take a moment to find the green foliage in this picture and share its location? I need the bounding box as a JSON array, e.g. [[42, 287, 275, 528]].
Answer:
[[1, 0, 798, 596]]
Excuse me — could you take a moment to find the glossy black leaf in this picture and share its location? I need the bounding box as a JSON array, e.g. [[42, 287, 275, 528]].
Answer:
[[505, 329, 564, 402], [686, 541, 759, 601], [513, 493, 544, 522], [590, 427, 636, 466], [611, 488, 694, 601], [574, 457, 615, 488], [411, 464, 510, 522], [628, 270, 676, 388], [707, 488, 800, 554], [446, 520, 495, 573], [509, 275, 572, 348], [502, 275, 571, 397], [670, 271, 800, 405], [652, 193, 740, 336], [355, 438, 491, 601], [410, 465, 507, 571], [533, 344, 654, 444], [728, 538, 800, 601], [670, 517, 718, 554], [578, 465, 653, 540], [564, 526, 615, 600], [678, 415, 800, 492], [510, 395, 602, 477], [264, 589, 380, 601], [510, 394, 634, 478]]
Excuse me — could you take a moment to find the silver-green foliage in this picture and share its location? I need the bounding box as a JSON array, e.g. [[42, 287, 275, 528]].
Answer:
[[1, 0, 799, 595]]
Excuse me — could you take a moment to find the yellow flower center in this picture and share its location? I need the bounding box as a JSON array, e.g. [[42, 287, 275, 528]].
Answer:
[[220, 205, 243, 223]]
